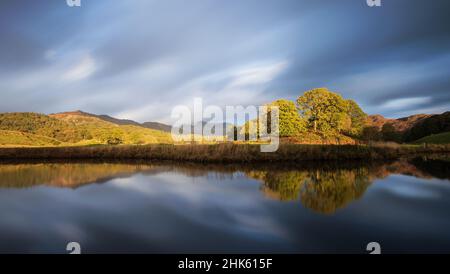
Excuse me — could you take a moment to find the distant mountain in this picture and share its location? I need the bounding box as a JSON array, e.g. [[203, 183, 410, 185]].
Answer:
[[173, 121, 235, 136], [142, 122, 172, 132], [52, 110, 172, 132], [96, 115, 142, 126]]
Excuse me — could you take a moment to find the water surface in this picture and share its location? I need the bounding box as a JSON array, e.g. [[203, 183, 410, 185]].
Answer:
[[0, 157, 449, 253]]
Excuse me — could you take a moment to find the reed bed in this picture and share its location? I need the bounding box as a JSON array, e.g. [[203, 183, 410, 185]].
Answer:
[[0, 143, 448, 163]]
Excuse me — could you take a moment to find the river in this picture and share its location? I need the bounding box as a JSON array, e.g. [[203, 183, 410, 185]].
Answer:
[[0, 157, 449, 253]]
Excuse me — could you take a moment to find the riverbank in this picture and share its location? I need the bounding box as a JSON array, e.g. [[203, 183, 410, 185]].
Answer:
[[0, 143, 448, 163]]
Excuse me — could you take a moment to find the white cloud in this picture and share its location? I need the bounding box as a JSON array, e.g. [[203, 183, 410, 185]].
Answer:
[[227, 61, 288, 88], [113, 60, 288, 123], [62, 55, 97, 82], [116, 103, 170, 123], [380, 96, 431, 110], [391, 103, 450, 118]]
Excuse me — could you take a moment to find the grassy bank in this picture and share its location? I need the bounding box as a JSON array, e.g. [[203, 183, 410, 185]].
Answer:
[[0, 143, 448, 163], [413, 132, 450, 145]]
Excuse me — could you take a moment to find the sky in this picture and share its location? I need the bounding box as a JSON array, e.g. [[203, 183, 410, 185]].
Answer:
[[0, 0, 449, 123]]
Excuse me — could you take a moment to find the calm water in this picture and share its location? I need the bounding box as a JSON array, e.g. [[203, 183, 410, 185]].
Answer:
[[0, 157, 449, 254]]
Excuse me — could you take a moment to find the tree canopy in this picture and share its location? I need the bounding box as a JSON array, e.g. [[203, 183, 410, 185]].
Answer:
[[296, 88, 366, 137], [344, 99, 367, 137], [268, 99, 306, 137]]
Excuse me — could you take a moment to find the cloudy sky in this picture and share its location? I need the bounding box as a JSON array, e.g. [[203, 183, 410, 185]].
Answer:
[[0, 0, 449, 123]]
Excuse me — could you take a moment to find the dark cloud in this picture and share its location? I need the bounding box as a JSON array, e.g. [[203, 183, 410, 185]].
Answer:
[[267, 0, 450, 117], [0, 0, 448, 121]]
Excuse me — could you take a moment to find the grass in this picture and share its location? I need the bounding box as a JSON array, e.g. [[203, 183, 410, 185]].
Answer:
[[0, 143, 448, 162], [413, 132, 450, 145]]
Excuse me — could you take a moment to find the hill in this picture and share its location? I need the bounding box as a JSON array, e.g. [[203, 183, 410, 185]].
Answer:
[[0, 112, 85, 143], [0, 111, 172, 147], [0, 130, 61, 147], [142, 122, 172, 132], [367, 112, 450, 143], [404, 112, 450, 142], [1, 108, 448, 147], [49, 111, 173, 145], [367, 114, 432, 132], [84, 112, 141, 126], [52, 110, 172, 132]]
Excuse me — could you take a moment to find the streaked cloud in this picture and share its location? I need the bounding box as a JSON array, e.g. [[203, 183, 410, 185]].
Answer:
[[62, 55, 97, 82], [381, 97, 432, 110], [0, 0, 449, 121], [227, 61, 288, 88]]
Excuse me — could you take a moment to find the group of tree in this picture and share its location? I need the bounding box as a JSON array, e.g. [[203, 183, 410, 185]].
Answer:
[[361, 123, 403, 143], [242, 88, 449, 144], [250, 88, 368, 140], [296, 88, 367, 138]]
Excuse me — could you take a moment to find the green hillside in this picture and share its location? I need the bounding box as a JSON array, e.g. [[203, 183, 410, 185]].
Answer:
[[0, 112, 173, 147], [0, 130, 61, 147], [0, 112, 83, 143], [405, 112, 450, 142], [413, 132, 450, 144]]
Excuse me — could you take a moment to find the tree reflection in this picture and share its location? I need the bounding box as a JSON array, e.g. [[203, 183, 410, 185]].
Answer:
[[247, 168, 372, 214], [247, 156, 449, 214], [298, 169, 371, 214]]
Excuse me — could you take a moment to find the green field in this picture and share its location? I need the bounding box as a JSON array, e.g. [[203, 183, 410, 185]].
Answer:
[[413, 132, 450, 144]]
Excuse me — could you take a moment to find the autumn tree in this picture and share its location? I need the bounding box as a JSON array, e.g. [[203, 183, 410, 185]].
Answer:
[[381, 123, 402, 143], [344, 99, 367, 138], [240, 99, 306, 138], [362, 126, 382, 142], [296, 88, 348, 135], [239, 119, 259, 140], [268, 99, 305, 137]]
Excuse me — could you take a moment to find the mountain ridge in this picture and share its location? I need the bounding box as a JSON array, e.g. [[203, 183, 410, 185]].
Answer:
[[367, 113, 433, 132], [51, 110, 172, 132], [366, 112, 450, 142]]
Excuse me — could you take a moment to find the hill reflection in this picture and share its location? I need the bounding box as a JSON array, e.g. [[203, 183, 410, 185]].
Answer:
[[0, 163, 159, 188], [0, 156, 448, 214]]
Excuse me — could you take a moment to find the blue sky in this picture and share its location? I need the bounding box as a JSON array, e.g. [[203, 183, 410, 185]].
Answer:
[[0, 0, 449, 123]]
